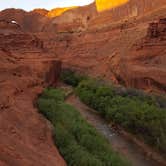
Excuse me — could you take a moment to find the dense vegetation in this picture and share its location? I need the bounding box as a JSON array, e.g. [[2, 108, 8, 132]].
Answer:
[[37, 88, 130, 166], [76, 79, 166, 154], [60, 71, 166, 154], [60, 69, 87, 87]]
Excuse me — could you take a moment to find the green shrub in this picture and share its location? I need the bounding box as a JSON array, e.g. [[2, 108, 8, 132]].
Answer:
[[60, 69, 87, 87], [37, 88, 130, 166], [61, 70, 166, 153], [41, 88, 65, 101], [76, 80, 166, 154]]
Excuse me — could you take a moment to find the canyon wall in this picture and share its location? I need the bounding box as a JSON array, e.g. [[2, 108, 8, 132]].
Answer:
[[0, 0, 166, 165], [90, 0, 166, 29], [0, 9, 50, 32], [44, 1, 166, 94], [1, 0, 166, 33], [53, 17, 166, 93], [0, 21, 66, 165], [126, 18, 166, 92]]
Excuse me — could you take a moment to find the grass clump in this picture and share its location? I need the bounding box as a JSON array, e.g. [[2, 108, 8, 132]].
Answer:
[[37, 88, 130, 166]]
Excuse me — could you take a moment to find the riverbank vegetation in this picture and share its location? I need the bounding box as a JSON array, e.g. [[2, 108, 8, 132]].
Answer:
[[37, 88, 130, 166], [61, 69, 166, 154]]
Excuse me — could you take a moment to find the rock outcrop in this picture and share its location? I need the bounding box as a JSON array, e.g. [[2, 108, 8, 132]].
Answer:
[[0, 8, 50, 32], [48, 3, 166, 94], [0, 34, 43, 50], [126, 18, 166, 92], [0, 0, 166, 165], [44, 3, 97, 33], [47, 7, 78, 17], [32, 8, 49, 16], [0, 29, 66, 165], [0, 20, 21, 34], [89, 0, 166, 30]]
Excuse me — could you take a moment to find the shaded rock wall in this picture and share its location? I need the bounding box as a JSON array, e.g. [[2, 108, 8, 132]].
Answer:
[[127, 18, 166, 92], [0, 9, 50, 32], [45, 60, 62, 87], [52, 14, 166, 94], [0, 34, 43, 51], [0, 1, 166, 165], [0, 32, 66, 166], [1, 0, 166, 33]]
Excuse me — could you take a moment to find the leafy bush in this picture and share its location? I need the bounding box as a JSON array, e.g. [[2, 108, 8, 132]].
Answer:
[[61, 70, 166, 108], [76, 80, 166, 154], [60, 69, 87, 87], [37, 88, 130, 166], [115, 87, 158, 106], [41, 88, 65, 101]]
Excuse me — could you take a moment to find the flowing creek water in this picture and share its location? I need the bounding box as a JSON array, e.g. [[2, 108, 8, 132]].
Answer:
[[66, 94, 161, 166]]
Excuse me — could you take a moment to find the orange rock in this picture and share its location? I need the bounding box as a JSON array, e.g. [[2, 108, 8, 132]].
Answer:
[[0, 1, 166, 164], [47, 7, 78, 17], [0, 32, 66, 165], [96, 0, 129, 12]]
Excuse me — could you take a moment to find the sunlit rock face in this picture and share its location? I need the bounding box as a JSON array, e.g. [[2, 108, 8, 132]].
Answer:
[[47, 7, 78, 17], [96, 0, 129, 12]]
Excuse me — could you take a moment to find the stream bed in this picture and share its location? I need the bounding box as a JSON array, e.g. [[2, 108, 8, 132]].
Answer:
[[66, 94, 160, 166]]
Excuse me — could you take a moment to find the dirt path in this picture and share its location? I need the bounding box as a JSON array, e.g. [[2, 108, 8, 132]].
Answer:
[[66, 94, 159, 166]]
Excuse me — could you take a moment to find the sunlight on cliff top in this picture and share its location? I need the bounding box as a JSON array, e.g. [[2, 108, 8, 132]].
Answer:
[[96, 0, 129, 12], [39, 0, 130, 17], [47, 6, 78, 17]]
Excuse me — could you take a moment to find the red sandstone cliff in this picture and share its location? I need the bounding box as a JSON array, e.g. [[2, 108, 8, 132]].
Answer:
[[0, 8, 50, 32], [0, 0, 164, 93], [0, 0, 166, 165], [53, 15, 166, 93], [43, 0, 166, 94], [0, 21, 66, 165], [89, 0, 166, 29]]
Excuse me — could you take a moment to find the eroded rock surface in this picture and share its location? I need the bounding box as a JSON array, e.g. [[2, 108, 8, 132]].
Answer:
[[0, 0, 166, 165], [48, 3, 166, 94], [0, 31, 66, 166]]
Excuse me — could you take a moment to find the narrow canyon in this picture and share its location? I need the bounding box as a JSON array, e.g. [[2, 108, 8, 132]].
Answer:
[[0, 0, 166, 165]]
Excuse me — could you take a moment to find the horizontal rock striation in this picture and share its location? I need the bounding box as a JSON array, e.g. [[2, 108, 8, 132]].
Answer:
[[0, 31, 66, 166], [52, 15, 166, 94], [0, 1, 166, 165]]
